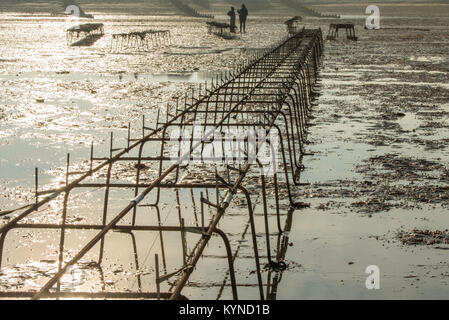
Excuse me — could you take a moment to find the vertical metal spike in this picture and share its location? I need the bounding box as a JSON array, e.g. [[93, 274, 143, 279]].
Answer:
[[215, 166, 219, 205], [181, 218, 187, 265], [35, 167, 38, 206], [66, 153, 70, 186], [110, 132, 113, 159], [127, 123, 131, 149], [200, 192, 205, 234], [166, 103, 169, 123], [90, 141, 94, 173]]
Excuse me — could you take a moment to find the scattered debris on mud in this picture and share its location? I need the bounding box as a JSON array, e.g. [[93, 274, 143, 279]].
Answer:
[[397, 229, 449, 247]]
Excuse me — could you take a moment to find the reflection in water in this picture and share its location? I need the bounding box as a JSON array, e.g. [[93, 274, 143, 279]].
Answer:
[[397, 113, 421, 131]]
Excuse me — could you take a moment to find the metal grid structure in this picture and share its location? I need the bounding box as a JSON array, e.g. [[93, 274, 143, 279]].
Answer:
[[66, 23, 105, 46], [0, 28, 323, 300], [206, 21, 235, 40], [326, 23, 358, 41], [110, 30, 171, 53]]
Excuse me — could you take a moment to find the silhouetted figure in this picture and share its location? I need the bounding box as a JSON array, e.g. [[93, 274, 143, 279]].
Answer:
[[227, 7, 237, 33], [237, 4, 248, 33]]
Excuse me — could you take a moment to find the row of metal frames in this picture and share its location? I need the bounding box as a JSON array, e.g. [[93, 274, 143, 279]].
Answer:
[[0, 27, 323, 300]]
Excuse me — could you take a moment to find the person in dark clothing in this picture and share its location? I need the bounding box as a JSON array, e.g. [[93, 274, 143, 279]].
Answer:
[[227, 7, 237, 33], [237, 4, 248, 33]]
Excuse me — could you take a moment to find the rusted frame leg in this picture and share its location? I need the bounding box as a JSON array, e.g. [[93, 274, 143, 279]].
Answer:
[[237, 186, 264, 300], [99, 158, 114, 263]]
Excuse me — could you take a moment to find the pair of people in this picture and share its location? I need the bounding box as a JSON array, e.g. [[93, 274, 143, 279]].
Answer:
[[228, 5, 248, 34]]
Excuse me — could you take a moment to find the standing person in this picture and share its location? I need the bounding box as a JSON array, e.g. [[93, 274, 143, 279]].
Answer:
[[237, 4, 248, 33], [227, 7, 237, 33]]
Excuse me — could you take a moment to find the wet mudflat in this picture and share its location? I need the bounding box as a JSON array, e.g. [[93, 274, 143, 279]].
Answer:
[[0, 6, 448, 299], [280, 13, 448, 299]]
